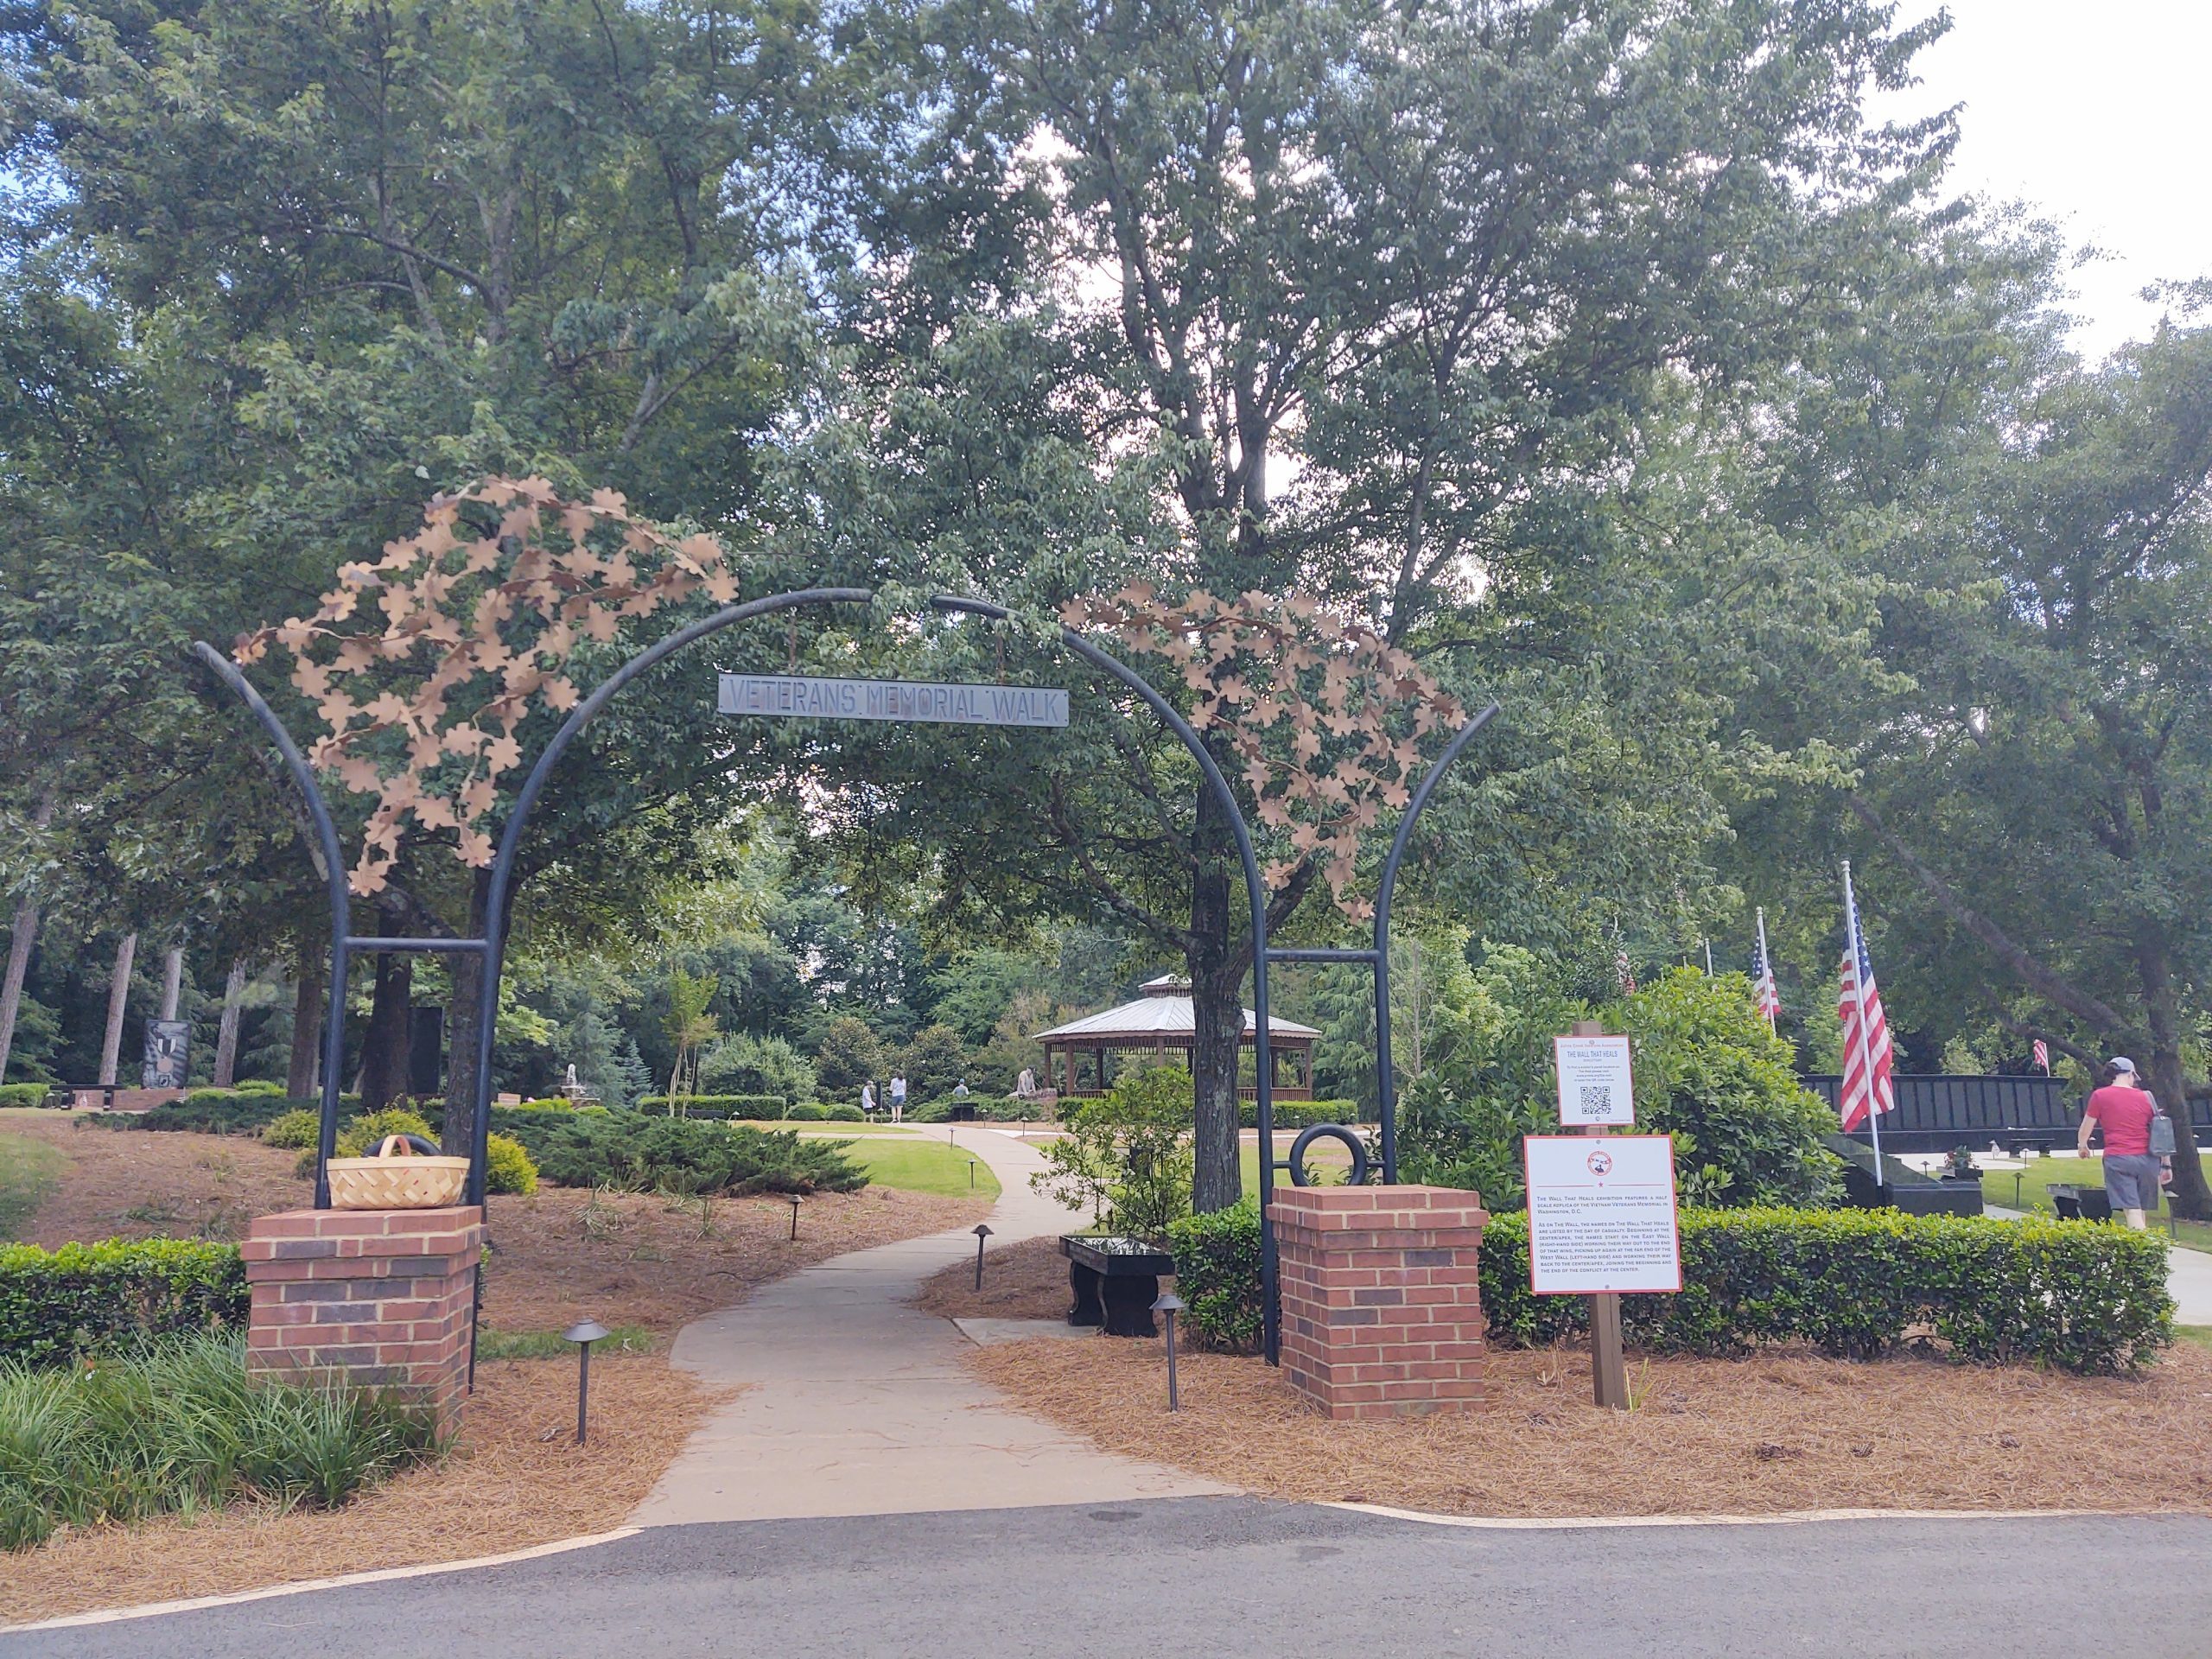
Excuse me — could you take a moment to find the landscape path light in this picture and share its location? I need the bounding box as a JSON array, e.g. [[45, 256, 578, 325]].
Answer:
[[1152, 1291, 1186, 1412], [969, 1159, 978, 1190], [972, 1223, 994, 1291], [563, 1319, 610, 1446], [787, 1192, 803, 1240]]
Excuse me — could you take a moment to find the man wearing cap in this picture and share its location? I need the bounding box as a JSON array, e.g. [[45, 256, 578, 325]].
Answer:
[[2077, 1058, 2164, 1230]]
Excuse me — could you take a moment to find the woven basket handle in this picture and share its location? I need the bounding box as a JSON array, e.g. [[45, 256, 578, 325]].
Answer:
[[375, 1133, 445, 1159]]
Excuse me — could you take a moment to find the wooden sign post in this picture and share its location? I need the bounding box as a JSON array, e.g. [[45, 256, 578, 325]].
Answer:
[[1569, 1020, 1630, 1410]]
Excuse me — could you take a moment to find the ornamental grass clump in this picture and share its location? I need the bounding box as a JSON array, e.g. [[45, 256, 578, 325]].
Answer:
[[0, 1334, 439, 1550]]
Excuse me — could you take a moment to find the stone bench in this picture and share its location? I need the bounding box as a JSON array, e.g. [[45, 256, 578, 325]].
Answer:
[[1061, 1235, 1173, 1337]]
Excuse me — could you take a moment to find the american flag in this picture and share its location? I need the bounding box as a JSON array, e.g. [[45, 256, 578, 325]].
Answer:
[[1837, 864, 1895, 1134], [2032, 1039, 2050, 1074], [1752, 908, 1781, 1027]]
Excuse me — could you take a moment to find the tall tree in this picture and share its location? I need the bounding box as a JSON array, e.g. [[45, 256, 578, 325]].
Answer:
[[798, 0, 1955, 1206]]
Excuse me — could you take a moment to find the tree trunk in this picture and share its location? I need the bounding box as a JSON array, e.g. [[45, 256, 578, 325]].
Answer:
[[286, 947, 324, 1098], [0, 797, 54, 1083], [157, 945, 185, 1022], [212, 957, 249, 1087], [442, 868, 494, 1156], [0, 893, 40, 1084], [1185, 777, 1243, 1212], [99, 932, 137, 1085], [357, 953, 414, 1110], [2138, 938, 2209, 1220]]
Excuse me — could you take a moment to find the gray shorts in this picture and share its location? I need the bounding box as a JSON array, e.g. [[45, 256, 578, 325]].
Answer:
[[2103, 1154, 2164, 1211]]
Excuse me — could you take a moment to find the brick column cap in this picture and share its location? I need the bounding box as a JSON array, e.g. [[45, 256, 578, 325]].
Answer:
[[1268, 1184, 1488, 1232]]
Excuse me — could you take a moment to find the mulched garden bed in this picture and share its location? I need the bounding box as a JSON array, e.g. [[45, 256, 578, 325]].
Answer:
[[0, 1352, 708, 1625], [969, 1335, 2212, 1517]]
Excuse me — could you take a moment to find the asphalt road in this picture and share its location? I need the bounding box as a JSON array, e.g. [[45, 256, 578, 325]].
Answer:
[[12, 1498, 2210, 1659]]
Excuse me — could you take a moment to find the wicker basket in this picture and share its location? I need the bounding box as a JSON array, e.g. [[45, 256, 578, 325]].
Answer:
[[327, 1134, 469, 1210]]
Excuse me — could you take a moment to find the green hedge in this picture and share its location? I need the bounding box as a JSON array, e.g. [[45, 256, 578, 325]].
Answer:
[[1166, 1203, 1265, 1352], [1, 1239, 249, 1367], [1238, 1098, 1363, 1129], [0, 1083, 60, 1109], [1478, 1207, 2172, 1375], [522, 1114, 866, 1196], [634, 1094, 790, 1119]]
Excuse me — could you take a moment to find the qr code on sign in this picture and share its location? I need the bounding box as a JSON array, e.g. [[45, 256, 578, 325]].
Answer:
[[1580, 1085, 1612, 1116]]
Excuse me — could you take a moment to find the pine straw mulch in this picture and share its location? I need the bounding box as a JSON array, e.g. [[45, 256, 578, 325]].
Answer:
[[0, 1352, 709, 1627], [5, 1113, 989, 1341], [913, 1233, 1086, 1322], [969, 1336, 2212, 1518]]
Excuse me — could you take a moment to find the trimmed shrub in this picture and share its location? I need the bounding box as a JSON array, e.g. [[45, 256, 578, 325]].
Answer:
[[526, 1114, 866, 1196], [259, 1109, 321, 1150], [483, 1133, 538, 1196], [230, 1079, 286, 1096], [1478, 1207, 2172, 1375], [1238, 1098, 1363, 1129], [505, 1098, 577, 1112], [1155, 1205, 2172, 1376], [1, 1239, 248, 1367], [822, 1103, 866, 1122], [0, 1333, 437, 1549], [633, 1094, 788, 1120], [1166, 1203, 1264, 1353], [0, 1083, 58, 1109]]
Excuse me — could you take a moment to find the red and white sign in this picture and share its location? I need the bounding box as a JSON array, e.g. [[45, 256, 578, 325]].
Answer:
[[1554, 1033, 1636, 1126], [1523, 1134, 1682, 1295]]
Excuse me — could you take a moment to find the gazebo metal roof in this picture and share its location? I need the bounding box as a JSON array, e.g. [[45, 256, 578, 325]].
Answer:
[[1031, 975, 1319, 1044]]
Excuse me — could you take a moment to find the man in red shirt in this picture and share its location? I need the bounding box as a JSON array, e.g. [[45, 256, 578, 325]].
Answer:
[[2077, 1058, 2164, 1230]]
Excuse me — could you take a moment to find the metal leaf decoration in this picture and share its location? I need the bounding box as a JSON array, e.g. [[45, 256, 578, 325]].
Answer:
[[235, 477, 739, 895], [1059, 585, 1461, 919]]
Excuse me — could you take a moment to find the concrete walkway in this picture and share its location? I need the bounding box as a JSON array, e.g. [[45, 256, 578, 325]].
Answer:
[[629, 1126, 1229, 1525]]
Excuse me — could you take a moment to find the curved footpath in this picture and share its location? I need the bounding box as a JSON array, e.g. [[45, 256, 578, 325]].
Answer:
[[628, 1126, 1229, 1524]]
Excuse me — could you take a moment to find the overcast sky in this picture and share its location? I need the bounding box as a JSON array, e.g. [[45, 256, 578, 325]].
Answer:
[[1874, 1, 2211, 359]]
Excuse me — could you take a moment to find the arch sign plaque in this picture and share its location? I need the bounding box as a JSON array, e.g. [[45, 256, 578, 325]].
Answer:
[[718, 672, 1067, 727]]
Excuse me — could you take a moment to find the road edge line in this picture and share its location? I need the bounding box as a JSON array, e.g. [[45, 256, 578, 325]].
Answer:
[[1324, 1501, 2157, 1530], [2, 1525, 643, 1634]]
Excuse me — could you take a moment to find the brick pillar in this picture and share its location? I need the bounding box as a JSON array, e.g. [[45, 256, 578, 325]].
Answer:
[[241, 1206, 486, 1433], [1268, 1185, 1489, 1421]]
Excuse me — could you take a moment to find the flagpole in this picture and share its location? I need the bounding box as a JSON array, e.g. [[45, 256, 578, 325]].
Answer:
[[1841, 860, 1885, 1173]]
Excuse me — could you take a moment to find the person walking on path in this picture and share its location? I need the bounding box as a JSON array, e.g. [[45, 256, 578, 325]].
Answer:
[[889, 1072, 907, 1123], [2079, 1058, 2165, 1230]]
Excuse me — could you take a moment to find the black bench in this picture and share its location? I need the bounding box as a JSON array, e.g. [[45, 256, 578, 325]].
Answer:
[[2048, 1184, 2114, 1223], [1061, 1236, 1173, 1337]]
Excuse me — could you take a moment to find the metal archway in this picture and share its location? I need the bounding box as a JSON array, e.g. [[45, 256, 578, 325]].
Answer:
[[194, 588, 1494, 1365]]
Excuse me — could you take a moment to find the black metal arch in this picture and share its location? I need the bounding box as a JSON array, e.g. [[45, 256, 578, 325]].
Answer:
[[194, 588, 1495, 1365]]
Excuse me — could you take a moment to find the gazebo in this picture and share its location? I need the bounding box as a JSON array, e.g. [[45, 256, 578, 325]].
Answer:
[[1032, 975, 1319, 1101]]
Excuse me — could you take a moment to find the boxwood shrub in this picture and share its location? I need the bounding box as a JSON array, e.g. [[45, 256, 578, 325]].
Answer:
[[1237, 1098, 1363, 1129], [1, 1239, 249, 1366], [1478, 1207, 2173, 1375], [521, 1113, 865, 1196], [1160, 1204, 2172, 1376], [0, 1083, 60, 1109], [1166, 1202, 1265, 1353]]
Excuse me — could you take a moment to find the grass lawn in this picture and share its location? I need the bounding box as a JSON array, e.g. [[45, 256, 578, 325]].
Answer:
[[1982, 1155, 2212, 1251], [834, 1135, 1001, 1199], [2177, 1326, 2212, 1353], [0, 1126, 67, 1237], [729, 1119, 917, 1135]]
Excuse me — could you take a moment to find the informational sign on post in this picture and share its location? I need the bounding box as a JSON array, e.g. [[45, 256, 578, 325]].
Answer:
[[1523, 1134, 1682, 1295], [1554, 1033, 1636, 1126]]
